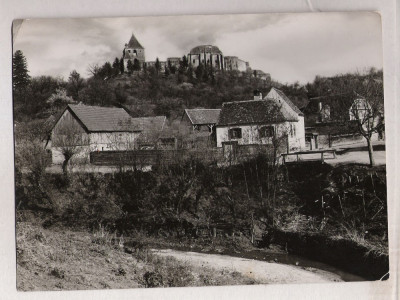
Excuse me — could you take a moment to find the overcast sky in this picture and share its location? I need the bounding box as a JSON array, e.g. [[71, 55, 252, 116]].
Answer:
[[13, 12, 382, 84]]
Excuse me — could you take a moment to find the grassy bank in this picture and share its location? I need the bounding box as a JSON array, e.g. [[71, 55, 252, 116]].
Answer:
[[16, 219, 259, 291]]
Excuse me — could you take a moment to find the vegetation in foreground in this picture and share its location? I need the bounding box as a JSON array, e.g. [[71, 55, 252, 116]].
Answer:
[[16, 219, 259, 291], [16, 151, 388, 289]]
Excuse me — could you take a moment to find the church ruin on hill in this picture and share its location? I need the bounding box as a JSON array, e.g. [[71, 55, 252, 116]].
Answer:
[[122, 34, 146, 71], [122, 33, 269, 78]]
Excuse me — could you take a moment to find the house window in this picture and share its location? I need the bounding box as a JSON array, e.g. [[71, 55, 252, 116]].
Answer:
[[259, 126, 274, 138], [228, 128, 242, 139]]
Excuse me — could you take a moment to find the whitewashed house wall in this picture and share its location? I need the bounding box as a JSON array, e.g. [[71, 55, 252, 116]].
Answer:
[[266, 88, 306, 149], [216, 121, 303, 150], [89, 132, 139, 151], [49, 106, 141, 165], [50, 109, 91, 164]]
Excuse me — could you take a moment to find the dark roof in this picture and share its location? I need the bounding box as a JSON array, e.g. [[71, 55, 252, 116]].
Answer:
[[189, 45, 222, 55], [126, 34, 144, 49], [267, 87, 303, 116], [305, 121, 359, 135], [130, 116, 166, 132], [218, 99, 298, 126], [67, 104, 141, 132], [185, 109, 221, 125], [304, 93, 354, 114]]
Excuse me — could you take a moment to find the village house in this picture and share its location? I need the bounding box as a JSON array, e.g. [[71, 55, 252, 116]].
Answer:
[[181, 108, 221, 133], [302, 94, 383, 149], [48, 104, 142, 164], [216, 88, 305, 152], [179, 108, 221, 148]]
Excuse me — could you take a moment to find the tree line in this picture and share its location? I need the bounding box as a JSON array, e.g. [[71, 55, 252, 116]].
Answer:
[[13, 50, 384, 167]]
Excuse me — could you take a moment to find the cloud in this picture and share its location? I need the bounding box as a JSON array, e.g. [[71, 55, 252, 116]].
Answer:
[[13, 12, 382, 83]]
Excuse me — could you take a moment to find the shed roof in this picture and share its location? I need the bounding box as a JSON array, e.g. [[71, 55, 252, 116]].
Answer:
[[218, 99, 298, 126], [126, 34, 144, 49], [130, 116, 166, 132], [184, 109, 221, 125], [67, 104, 141, 132]]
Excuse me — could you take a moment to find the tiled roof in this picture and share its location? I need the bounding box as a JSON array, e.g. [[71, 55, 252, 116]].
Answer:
[[267, 87, 303, 116], [130, 116, 166, 132], [126, 34, 144, 49], [218, 99, 298, 126], [189, 45, 222, 55], [185, 109, 221, 125], [68, 104, 141, 132]]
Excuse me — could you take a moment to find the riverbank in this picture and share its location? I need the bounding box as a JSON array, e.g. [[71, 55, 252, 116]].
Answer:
[[153, 249, 342, 284], [16, 220, 344, 291], [16, 221, 261, 291]]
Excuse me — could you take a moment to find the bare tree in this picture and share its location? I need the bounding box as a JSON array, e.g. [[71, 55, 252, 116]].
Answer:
[[331, 69, 384, 167], [52, 121, 89, 175], [349, 71, 384, 167]]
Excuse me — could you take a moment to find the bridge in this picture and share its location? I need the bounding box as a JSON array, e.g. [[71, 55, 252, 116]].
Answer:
[[282, 149, 336, 164]]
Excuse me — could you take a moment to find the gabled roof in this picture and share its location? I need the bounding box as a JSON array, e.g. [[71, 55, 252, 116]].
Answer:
[[130, 116, 166, 132], [267, 87, 303, 116], [218, 99, 298, 126], [126, 34, 144, 49], [66, 104, 141, 132], [184, 109, 221, 125]]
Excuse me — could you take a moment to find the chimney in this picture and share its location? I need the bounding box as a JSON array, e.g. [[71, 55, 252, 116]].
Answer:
[[253, 90, 262, 100]]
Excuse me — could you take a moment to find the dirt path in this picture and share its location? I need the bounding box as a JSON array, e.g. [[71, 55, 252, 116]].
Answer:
[[152, 249, 342, 284]]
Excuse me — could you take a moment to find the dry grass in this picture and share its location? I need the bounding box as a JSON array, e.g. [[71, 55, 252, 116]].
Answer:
[[331, 225, 388, 257], [16, 220, 259, 291]]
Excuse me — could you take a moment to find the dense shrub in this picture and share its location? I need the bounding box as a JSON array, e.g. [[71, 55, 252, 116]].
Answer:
[[17, 153, 387, 251]]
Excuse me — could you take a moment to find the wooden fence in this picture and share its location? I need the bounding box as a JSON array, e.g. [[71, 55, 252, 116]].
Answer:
[[90, 144, 283, 167]]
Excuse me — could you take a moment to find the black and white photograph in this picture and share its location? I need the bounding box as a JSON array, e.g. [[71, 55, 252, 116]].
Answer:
[[11, 10, 391, 294]]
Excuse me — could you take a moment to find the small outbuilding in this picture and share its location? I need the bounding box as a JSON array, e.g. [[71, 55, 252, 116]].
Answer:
[[48, 104, 141, 164], [181, 108, 221, 133]]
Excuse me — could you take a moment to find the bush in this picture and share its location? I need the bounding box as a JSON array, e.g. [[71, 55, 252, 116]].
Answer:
[[142, 256, 195, 288], [50, 267, 65, 279]]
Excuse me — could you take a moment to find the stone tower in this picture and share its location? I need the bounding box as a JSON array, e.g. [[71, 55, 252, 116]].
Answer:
[[123, 33, 145, 71]]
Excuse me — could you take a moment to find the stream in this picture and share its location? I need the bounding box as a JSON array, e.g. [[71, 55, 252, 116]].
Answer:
[[158, 246, 367, 282]]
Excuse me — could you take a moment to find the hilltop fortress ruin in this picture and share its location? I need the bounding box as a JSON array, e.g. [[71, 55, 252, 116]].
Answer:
[[122, 33, 270, 80]]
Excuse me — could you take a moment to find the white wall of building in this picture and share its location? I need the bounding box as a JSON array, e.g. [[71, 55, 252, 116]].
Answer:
[[89, 132, 139, 151], [51, 131, 139, 165], [292, 115, 305, 150], [236, 59, 248, 72], [216, 121, 303, 151]]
